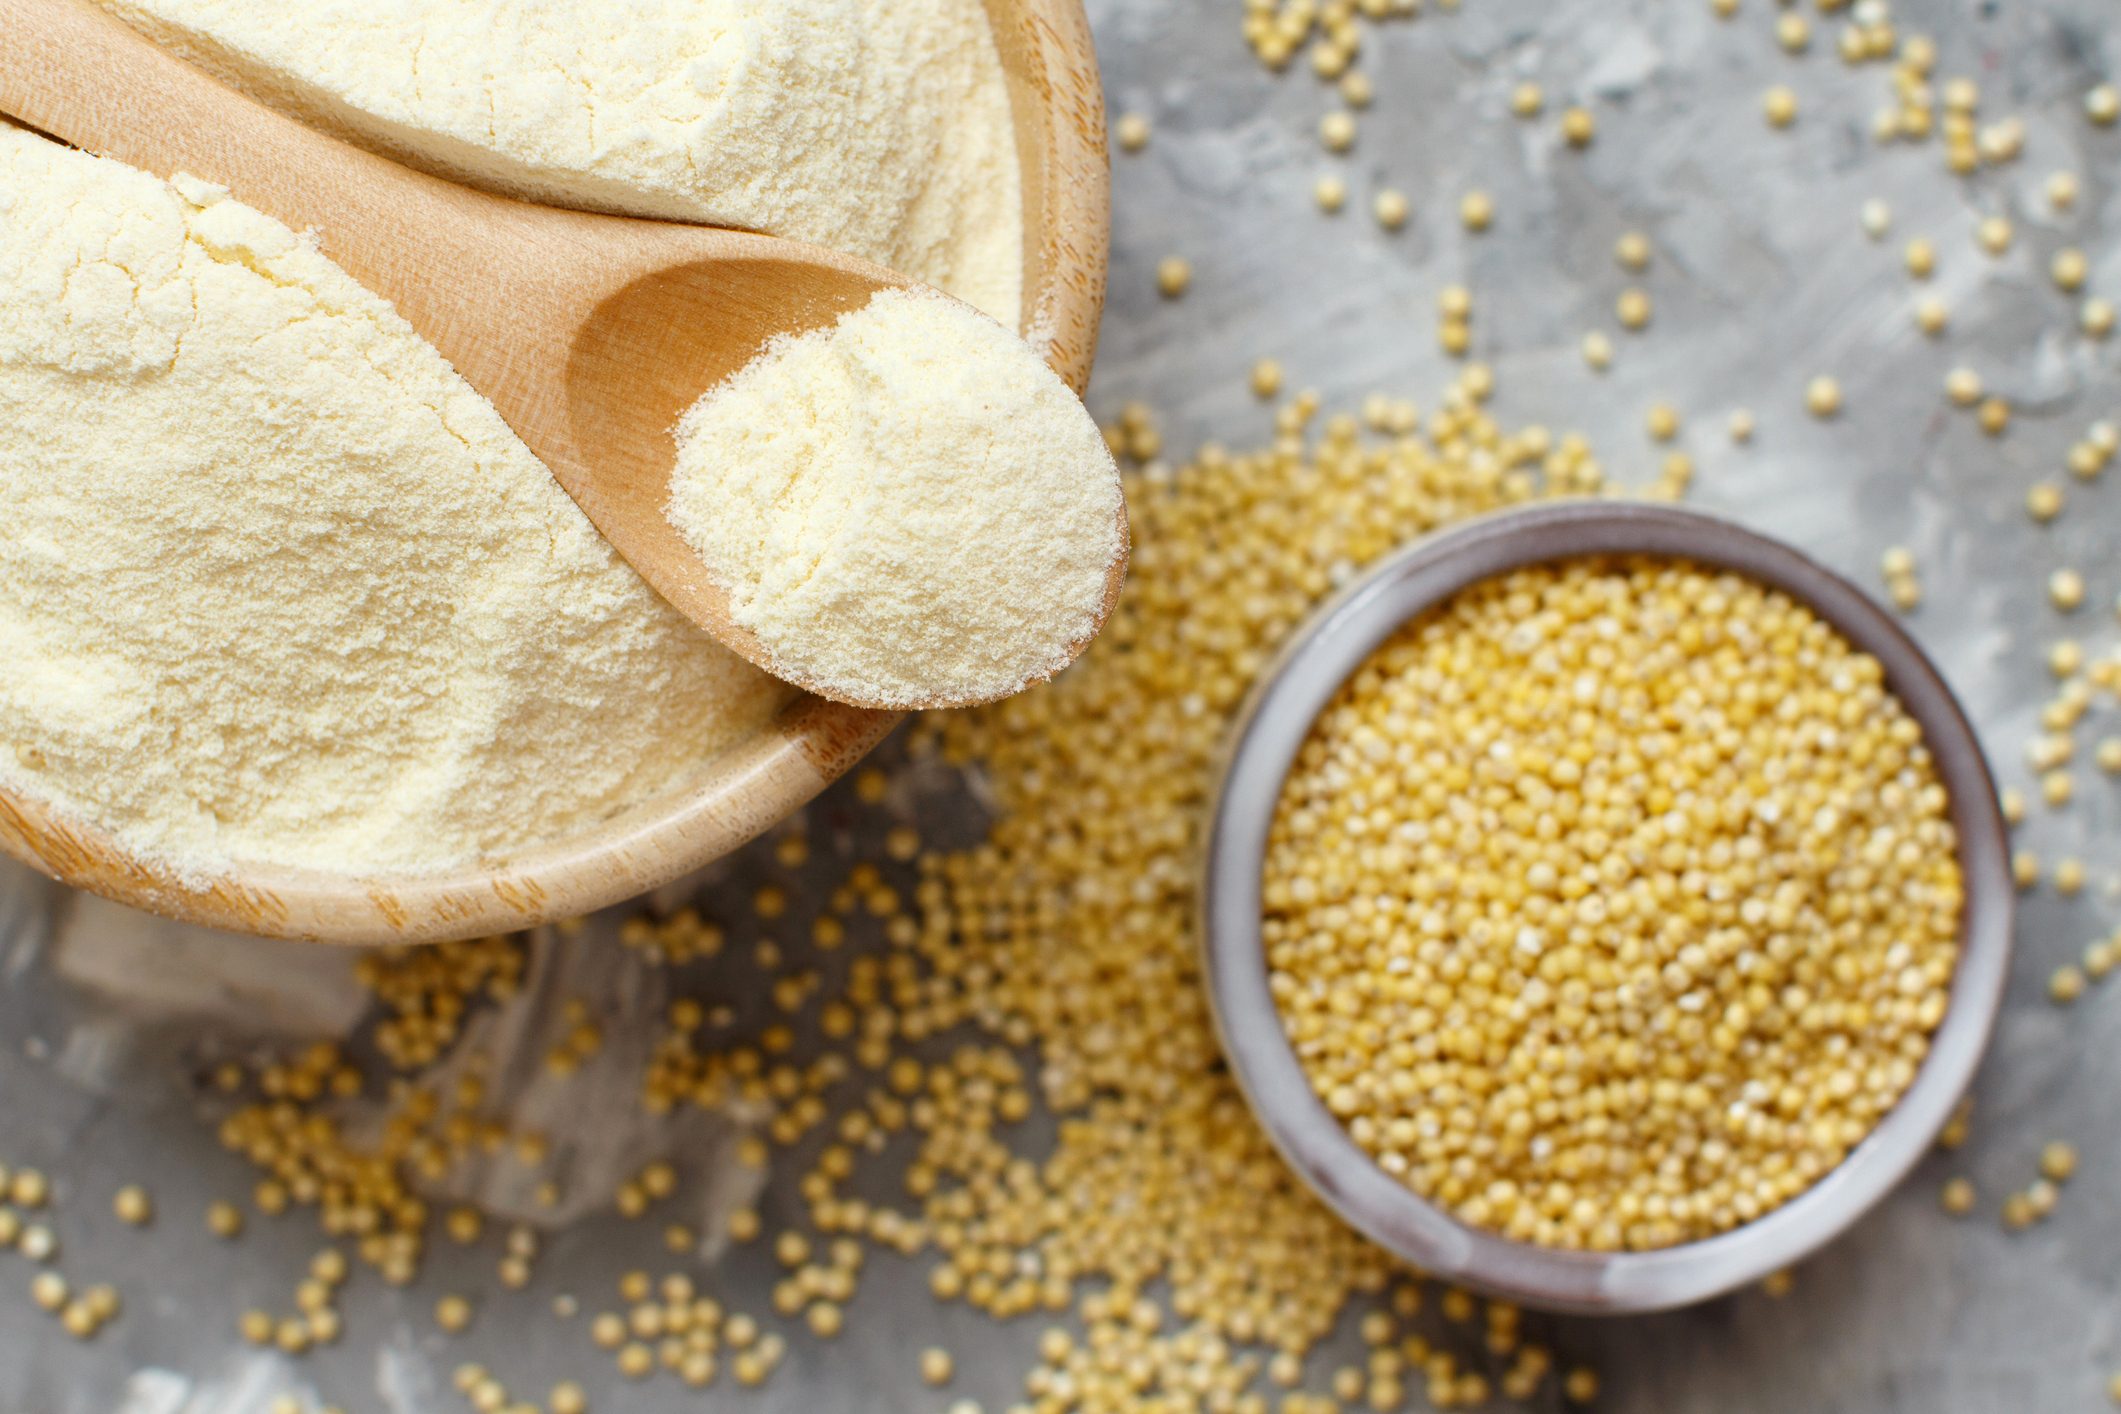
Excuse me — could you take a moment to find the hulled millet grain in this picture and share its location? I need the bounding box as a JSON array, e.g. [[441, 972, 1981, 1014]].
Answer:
[[1264, 557, 1963, 1251]]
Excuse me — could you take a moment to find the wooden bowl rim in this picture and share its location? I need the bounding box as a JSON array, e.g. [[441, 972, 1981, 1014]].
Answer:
[[0, 0, 1109, 945]]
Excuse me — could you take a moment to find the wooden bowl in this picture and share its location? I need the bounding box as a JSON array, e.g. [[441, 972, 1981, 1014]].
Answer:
[[0, 0, 1110, 945]]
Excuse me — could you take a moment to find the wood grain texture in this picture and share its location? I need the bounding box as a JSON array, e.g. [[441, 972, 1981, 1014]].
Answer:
[[0, 0, 1110, 944]]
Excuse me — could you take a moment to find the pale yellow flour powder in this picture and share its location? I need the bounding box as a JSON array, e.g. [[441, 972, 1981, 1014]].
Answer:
[[92, 0, 1026, 324], [0, 127, 790, 878], [667, 288, 1125, 710]]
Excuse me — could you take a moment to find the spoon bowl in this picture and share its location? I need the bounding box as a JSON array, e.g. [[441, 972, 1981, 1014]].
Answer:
[[1200, 501, 2014, 1314], [0, 0, 1109, 941]]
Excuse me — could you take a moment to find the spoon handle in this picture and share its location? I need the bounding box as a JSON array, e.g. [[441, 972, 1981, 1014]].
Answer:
[[0, 0, 633, 414]]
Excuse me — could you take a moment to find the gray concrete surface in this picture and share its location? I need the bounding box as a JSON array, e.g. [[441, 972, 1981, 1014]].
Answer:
[[3, 0, 2119, 1409]]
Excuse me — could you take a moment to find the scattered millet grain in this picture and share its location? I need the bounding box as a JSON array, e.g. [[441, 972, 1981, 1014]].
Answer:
[[2053, 249, 2089, 293], [1156, 256, 1193, 299], [112, 1185, 152, 1226], [1115, 112, 1151, 153], [1806, 375, 1843, 418]]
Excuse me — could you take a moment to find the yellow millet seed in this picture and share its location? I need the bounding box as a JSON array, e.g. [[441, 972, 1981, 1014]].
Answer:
[[1374, 189, 1410, 231], [1616, 288, 1652, 330], [1764, 85, 1798, 127], [1905, 238, 1936, 279], [1511, 81, 1545, 118], [205, 1201, 243, 1239], [2026, 483, 2063, 523], [1615, 231, 1652, 272], [1915, 297, 1948, 336], [1314, 174, 1348, 214], [1940, 1177, 1976, 1216], [921, 1347, 956, 1385], [1320, 111, 1357, 152], [1561, 106, 1596, 146], [1264, 557, 1963, 1251], [1115, 113, 1151, 154], [1978, 396, 2011, 436], [2050, 569, 2086, 612], [18, 1224, 54, 1263], [1776, 12, 1809, 50], [2087, 84, 2120, 126], [1645, 403, 1681, 442], [1156, 257, 1193, 299], [113, 1185, 152, 1226], [2041, 1141, 2079, 1182], [1944, 367, 1982, 406], [1459, 190, 1494, 232], [2051, 965, 2087, 1004], [2084, 298, 2117, 339], [2053, 248, 2089, 293], [1805, 375, 1842, 418], [10, 1170, 49, 1209], [30, 1271, 67, 1312], [1582, 332, 1614, 371], [1975, 215, 2013, 255]]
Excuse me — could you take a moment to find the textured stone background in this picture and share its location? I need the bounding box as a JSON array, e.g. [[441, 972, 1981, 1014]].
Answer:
[[3, 0, 2119, 1409]]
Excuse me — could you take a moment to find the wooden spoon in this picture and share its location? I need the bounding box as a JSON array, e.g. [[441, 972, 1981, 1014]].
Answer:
[[0, 0, 1124, 711]]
